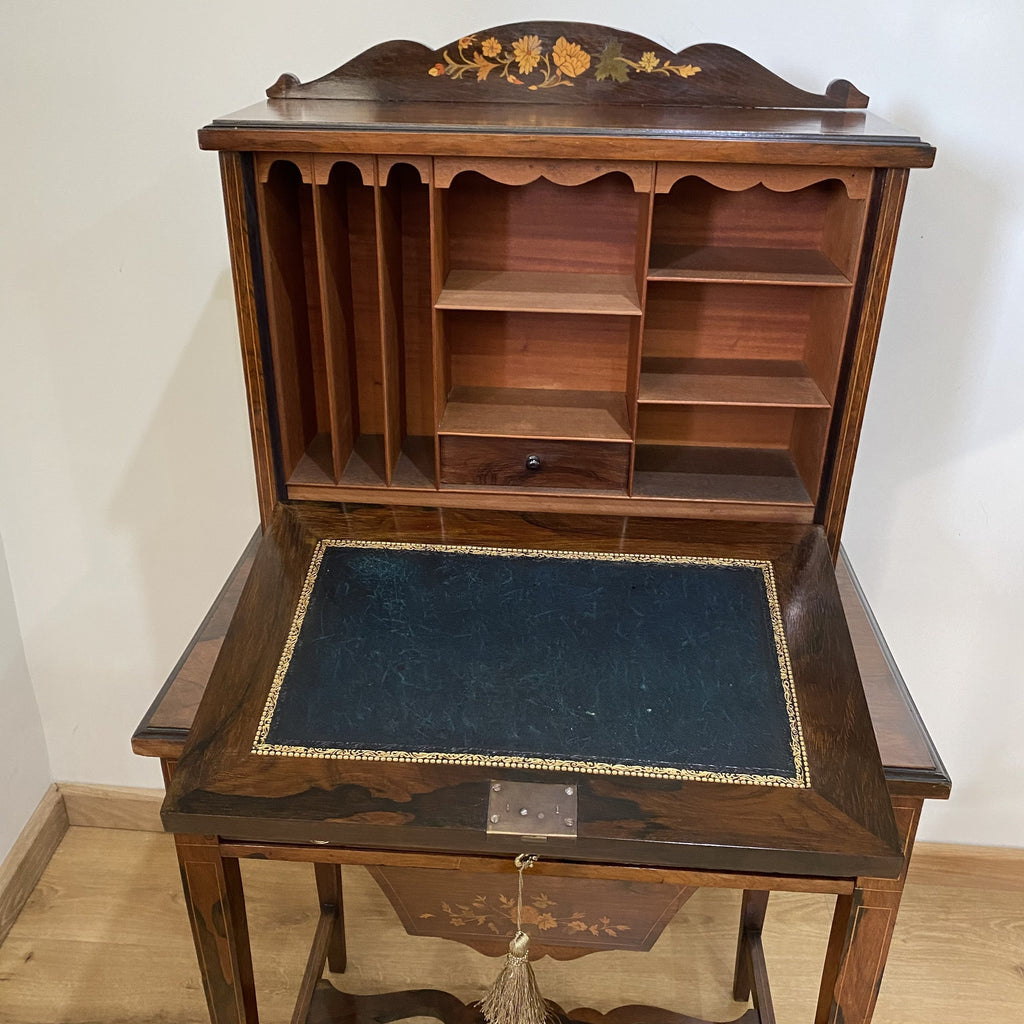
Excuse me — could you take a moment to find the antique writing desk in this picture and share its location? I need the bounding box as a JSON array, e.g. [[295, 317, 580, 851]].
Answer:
[[136, 25, 949, 1024]]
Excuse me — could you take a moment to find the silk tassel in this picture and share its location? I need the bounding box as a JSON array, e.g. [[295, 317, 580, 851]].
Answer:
[[480, 855, 550, 1024]]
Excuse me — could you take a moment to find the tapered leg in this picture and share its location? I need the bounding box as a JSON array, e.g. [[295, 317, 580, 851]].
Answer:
[[732, 890, 769, 1001], [314, 862, 347, 973], [815, 797, 922, 1024], [175, 834, 259, 1024]]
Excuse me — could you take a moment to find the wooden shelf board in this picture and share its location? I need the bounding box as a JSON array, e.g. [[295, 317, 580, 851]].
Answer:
[[647, 245, 851, 286], [436, 270, 642, 315], [632, 444, 813, 506], [639, 358, 830, 408], [439, 481, 628, 498], [285, 478, 815, 523], [439, 387, 632, 441]]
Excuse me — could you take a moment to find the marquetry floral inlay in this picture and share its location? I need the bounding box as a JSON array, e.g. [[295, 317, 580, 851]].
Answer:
[[419, 891, 631, 938], [428, 35, 701, 89]]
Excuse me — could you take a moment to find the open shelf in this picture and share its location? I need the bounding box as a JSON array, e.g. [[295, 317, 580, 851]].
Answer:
[[635, 403, 829, 504], [439, 386, 631, 441], [389, 436, 436, 490], [289, 433, 435, 491], [252, 157, 877, 517], [642, 281, 852, 404], [632, 445, 813, 505], [647, 244, 851, 286], [436, 269, 641, 315], [650, 178, 866, 283], [639, 358, 830, 408]]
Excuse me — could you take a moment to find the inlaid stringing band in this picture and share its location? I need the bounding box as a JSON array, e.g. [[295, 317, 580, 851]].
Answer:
[[252, 540, 809, 788]]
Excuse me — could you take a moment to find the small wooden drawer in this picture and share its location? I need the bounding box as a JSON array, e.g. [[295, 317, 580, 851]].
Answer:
[[439, 435, 630, 490]]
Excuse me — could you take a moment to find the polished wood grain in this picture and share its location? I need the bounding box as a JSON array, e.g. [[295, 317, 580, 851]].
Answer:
[[219, 153, 279, 525], [219, 842, 854, 896], [439, 435, 630, 490], [263, 27, 869, 110], [647, 246, 850, 286], [306, 984, 763, 1024], [638, 359, 829, 408], [814, 797, 922, 1024], [436, 270, 641, 315], [311, 162, 359, 482], [389, 164, 433, 440], [313, 863, 347, 973], [654, 164, 872, 200], [311, 153, 376, 187], [367, 865, 697, 960], [200, 123, 936, 171], [293, 909, 338, 1024], [445, 174, 643, 279], [282, 480, 817, 522], [175, 834, 257, 1024], [439, 387, 631, 441], [445, 311, 631, 395], [433, 158, 653, 193], [650, 178, 862, 264], [631, 446, 811, 507], [642, 282, 810, 363], [256, 160, 321, 478], [731, 890, 769, 1002], [375, 172, 403, 484]]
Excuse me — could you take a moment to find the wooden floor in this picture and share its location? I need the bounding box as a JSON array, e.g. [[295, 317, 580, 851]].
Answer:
[[0, 827, 1021, 1023]]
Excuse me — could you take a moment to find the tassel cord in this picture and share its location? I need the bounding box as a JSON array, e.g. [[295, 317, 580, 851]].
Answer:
[[480, 853, 550, 1024]]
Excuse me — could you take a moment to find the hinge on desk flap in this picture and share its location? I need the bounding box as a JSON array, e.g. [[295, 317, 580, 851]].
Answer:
[[486, 780, 578, 839]]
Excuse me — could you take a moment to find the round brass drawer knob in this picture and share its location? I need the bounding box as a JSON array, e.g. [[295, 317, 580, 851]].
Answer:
[[525, 454, 542, 472]]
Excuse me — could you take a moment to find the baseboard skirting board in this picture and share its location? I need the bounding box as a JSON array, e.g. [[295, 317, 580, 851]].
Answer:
[[2, 783, 1022, 947], [58, 782, 165, 831], [0, 784, 68, 946]]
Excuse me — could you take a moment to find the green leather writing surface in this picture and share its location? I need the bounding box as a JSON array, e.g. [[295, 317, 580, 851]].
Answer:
[[254, 541, 807, 787]]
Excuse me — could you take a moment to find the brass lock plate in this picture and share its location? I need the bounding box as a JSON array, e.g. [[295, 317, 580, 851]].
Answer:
[[486, 780, 578, 839]]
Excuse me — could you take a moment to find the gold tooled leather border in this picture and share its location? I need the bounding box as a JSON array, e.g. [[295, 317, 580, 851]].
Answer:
[[252, 541, 809, 788]]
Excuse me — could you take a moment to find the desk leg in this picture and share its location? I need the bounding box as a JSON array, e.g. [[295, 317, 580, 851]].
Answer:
[[176, 834, 259, 1024], [732, 890, 769, 1001], [314, 863, 347, 973], [814, 797, 922, 1024]]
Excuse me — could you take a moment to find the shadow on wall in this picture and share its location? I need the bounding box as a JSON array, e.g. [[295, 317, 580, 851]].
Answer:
[[847, 142, 1003, 567], [108, 268, 259, 667], [844, 135, 1024, 843]]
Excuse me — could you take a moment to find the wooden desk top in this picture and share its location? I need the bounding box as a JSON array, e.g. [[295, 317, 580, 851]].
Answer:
[[133, 516, 949, 804]]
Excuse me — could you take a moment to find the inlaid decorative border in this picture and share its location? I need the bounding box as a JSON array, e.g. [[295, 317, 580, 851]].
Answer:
[[252, 540, 809, 789]]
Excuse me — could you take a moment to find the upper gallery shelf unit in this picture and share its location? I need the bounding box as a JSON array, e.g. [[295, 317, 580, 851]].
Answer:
[[201, 23, 934, 545]]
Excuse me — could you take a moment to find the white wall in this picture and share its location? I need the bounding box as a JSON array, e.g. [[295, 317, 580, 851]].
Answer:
[[0, 1, 1020, 844], [0, 528, 51, 863]]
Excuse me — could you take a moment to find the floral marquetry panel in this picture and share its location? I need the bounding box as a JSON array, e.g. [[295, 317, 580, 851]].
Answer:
[[368, 866, 697, 959], [265, 22, 869, 108]]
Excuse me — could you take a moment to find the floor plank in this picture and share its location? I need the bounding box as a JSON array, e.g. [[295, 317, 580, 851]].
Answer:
[[0, 828, 1020, 1024]]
